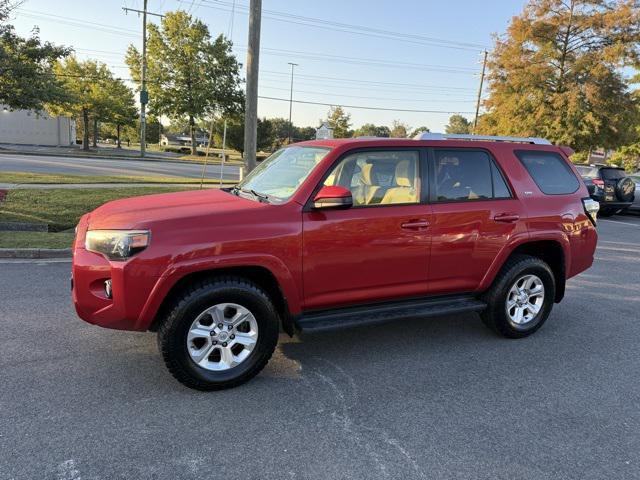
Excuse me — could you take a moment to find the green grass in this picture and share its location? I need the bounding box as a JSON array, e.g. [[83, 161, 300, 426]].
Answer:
[[0, 187, 195, 231], [0, 171, 235, 185], [0, 231, 75, 249]]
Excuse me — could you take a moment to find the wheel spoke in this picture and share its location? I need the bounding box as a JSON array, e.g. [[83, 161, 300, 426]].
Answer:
[[190, 342, 215, 365], [188, 327, 213, 342], [513, 306, 524, 324], [219, 346, 236, 369], [527, 302, 541, 315], [230, 311, 250, 328], [233, 331, 257, 350]]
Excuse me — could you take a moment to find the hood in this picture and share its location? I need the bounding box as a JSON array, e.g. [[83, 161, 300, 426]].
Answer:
[[87, 188, 264, 229]]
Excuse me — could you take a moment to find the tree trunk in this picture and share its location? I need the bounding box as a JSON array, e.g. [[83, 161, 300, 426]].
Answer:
[[82, 109, 90, 151], [189, 115, 197, 155], [116, 124, 121, 149], [92, 117, 98, 148]]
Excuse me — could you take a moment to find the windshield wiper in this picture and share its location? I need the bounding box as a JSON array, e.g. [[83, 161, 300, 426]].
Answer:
[[239, 188, 271, 203]]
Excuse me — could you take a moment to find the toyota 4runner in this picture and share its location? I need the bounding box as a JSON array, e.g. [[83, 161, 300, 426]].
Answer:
[[72, 133, 599, 390]]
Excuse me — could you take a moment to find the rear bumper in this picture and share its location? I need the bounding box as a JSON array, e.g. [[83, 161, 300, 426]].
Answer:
[[71, 247, 161, 331]]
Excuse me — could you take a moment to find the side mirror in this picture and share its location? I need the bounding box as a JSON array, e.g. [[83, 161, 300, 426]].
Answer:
[[313, 185, 353, 209]]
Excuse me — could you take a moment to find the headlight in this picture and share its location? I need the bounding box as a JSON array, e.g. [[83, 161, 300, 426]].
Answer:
[[85, 230, 150, 261]]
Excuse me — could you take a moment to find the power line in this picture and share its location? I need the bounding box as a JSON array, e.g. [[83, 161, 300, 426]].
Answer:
[[197, 0, 488, 52], [258, 84, 478, 103], [16, 9, 141, 38], [232, 46, 476, 74], [260, 70, 475, 92], [258, 96, 475, 114]]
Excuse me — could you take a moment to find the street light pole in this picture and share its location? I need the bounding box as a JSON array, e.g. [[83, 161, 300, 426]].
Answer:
[[242, 0, 262, 175], [287, 62, 298, 144]]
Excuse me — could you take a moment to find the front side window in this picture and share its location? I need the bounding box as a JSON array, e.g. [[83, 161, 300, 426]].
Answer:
[[516, 150, 580, 195], [237, 146, 330, 202], [434, 150, 494, 201], [324, 150, 420, 206]]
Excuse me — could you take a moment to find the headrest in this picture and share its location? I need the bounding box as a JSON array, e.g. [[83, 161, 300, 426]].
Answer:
[[360, 163, 375, 185], [395, 160, 412, 187]]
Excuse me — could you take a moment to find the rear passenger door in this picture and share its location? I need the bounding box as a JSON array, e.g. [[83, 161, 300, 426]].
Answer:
[[427, 148, 528, 294]]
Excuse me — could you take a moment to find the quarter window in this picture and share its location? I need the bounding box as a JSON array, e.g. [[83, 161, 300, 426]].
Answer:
[[324, 150, 420, 206], [516, 150, 580, 195]]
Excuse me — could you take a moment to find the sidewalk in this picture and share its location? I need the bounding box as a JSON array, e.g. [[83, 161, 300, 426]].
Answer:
[[0, 182, 225, 189], [0, 143, 244, 166]]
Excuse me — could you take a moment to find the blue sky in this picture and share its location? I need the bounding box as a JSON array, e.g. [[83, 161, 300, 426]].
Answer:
[[11, 0, 527, 131]]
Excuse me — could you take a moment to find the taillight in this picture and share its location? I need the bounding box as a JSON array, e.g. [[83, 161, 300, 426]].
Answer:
[[592, 179, 605, 188], [582, 198, 599, 226]]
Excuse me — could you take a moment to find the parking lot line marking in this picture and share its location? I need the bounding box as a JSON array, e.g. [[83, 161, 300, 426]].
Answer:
[[600, 219, 640, 227], [596, 246, 639, 253]]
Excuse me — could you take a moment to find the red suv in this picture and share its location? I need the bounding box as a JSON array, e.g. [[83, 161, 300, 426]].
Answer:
[[72, 133, 599, 390]]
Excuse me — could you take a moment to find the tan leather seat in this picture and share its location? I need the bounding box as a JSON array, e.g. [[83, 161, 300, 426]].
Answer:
[[381, 160, 418, 204], [351, 163, 385, 205]]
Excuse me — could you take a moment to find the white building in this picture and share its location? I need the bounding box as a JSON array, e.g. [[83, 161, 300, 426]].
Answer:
[[316, 121, 334, 140], [0, 106, 76, 146]]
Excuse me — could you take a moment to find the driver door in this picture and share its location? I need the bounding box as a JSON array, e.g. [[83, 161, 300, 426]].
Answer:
[[302, 148, 432, 311]]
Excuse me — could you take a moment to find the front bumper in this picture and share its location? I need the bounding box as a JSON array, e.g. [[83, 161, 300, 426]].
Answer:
[[71, 247, 161, 331]]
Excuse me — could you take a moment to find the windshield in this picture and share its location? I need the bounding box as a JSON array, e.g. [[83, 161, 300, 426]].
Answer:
[[236, 146, 330, 202], [575, 165, 599, 178]]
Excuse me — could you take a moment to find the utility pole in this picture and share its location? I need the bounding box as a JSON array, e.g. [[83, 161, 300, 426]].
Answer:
[[122, 2, 164, 158], [243, 0, 262, 174], [473, 50, 488, 134], [287, 62, 298, 144]]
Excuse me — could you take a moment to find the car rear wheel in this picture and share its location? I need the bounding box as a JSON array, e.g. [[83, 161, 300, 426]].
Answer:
[[481, 255, 555, 338], [157, 277, 279, 390]]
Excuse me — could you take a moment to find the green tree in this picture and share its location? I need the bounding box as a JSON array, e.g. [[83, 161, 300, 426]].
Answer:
[[0, 0, 71, 110], [97, 78, 137, 148], [49, 57, 112, 150], [409, 126, 430, 138], [389, 120, 409, 138], [126, 11, 244, 155], [478, 0, 640, 152], [295, 126, 316, 142], [353, 123, 390, 137], [445, 115, 471, 134], [213, 116, 273, 154], [326, 106, 351, 138]]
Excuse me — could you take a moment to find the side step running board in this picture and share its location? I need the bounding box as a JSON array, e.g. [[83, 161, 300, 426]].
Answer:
[[295, 295, 487, 332]]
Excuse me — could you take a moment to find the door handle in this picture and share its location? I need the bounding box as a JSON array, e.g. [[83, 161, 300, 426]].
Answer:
[[401, 219, 430, 230], [493, 213, 520, 223]]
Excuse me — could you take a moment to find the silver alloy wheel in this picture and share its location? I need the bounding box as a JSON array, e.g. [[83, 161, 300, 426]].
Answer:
[[187, 303, 259, 371], [505, 274, 545, 326]]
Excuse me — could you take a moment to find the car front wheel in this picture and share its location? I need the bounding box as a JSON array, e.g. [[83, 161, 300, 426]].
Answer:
[[481, 255, 555, 338], [157, 277, 279, 390]]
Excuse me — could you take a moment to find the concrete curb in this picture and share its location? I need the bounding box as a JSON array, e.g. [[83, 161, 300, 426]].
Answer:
[[0, 248, 71, 259]]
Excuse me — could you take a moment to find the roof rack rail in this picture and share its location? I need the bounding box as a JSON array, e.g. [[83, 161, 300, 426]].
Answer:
[[415, 132, 552, 145]]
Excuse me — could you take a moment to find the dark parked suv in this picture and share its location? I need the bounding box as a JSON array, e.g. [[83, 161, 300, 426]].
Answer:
[[576, 164, 636, 216], [72, 133, 599, 390]]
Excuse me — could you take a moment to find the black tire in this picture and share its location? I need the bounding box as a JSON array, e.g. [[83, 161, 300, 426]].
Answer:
[[598, 207, 620, 217], [481, 255, 555, 339], [157, 276, 279, 391]]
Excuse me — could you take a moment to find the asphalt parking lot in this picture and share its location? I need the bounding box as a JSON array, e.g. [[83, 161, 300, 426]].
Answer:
[[1, 215, 639, 480]]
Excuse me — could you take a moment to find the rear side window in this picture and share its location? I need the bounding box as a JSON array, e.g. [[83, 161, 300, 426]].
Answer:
[[433, 149, 511, 202], [516, 151, 580, 195]]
